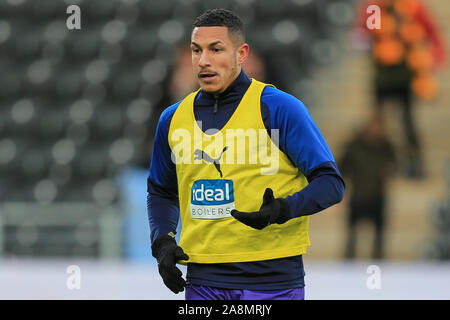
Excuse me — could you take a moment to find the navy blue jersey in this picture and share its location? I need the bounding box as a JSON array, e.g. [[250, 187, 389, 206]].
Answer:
[[148, 70, 345, 290]]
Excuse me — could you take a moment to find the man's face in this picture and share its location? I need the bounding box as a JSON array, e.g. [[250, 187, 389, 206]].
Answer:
[[191, 26, 247, 95]]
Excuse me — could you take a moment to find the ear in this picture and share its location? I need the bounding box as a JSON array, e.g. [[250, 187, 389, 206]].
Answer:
[[237, 43, 250, 65]]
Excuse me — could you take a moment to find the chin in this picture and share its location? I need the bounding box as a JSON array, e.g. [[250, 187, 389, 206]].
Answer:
[[200, 84, 222, 95]]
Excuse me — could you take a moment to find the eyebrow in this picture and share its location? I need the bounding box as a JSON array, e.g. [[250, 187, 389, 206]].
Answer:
[[191, 40, 224, 48]]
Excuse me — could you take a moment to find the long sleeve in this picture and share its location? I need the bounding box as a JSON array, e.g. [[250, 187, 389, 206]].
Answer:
[[147, 179, 179, 244], [285, 162, 345, 218], [147, 102, 181, 244], [415, 2, 446, 68]]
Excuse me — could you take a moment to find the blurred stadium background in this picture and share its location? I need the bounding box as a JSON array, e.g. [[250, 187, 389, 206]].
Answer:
[[0, 0, 449, 299]]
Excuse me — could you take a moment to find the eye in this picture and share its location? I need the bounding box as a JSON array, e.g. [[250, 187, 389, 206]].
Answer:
[[191, 48, 200, 54], [213, 48, 222, 53]]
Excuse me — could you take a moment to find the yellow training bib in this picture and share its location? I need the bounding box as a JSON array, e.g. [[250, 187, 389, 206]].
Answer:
[[168, 79, 310, 264]]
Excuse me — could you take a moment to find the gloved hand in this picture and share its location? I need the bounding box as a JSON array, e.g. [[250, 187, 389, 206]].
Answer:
[[151, 234, 189, 294], [231, 188, 291, 230]]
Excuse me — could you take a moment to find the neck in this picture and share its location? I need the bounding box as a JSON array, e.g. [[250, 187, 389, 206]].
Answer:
[[212, 66, 242, 99]]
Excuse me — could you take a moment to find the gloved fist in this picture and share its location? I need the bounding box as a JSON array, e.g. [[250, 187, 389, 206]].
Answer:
[[151, 234, 189, 294], [231, 188, 291, 230]]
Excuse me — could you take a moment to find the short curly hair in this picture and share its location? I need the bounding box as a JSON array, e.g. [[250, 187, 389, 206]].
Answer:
[[192, 8, 245, 45]]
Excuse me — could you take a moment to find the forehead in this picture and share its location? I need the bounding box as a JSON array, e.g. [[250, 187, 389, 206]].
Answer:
[[191, 26, 232, 45]]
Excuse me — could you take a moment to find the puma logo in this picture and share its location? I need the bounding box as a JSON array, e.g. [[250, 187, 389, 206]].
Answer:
[[194, 146, 228, 178]]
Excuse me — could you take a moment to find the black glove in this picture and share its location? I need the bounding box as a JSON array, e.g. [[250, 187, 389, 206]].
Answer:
[[151, 234, 189, 294], [230, 188, 291, 230]]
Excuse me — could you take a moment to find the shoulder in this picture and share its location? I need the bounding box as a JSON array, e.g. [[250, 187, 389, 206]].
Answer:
[[261, 85, 309, 115], [261, 85, 313, 129], [160, 89, 201, 125], [160, 100, 182, 123]]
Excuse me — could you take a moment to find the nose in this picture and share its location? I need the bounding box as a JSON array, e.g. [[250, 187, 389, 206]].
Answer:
[[198, 51, 211, 68]]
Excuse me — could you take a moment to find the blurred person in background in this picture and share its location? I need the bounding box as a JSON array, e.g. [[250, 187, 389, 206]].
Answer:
[[339, 113, 397, 260], [242, 50, 267, 82], [167, 45, 200, 103], [353, 0, 446, 179], [147, 9, 345, 300]]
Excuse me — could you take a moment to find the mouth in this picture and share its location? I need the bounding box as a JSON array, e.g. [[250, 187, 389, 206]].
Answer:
[[198, 72, 218, 82]]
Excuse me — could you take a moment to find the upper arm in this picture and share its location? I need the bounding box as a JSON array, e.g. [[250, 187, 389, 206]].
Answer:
[[148, 102, 181, 192], [261, 86, 336, 177]]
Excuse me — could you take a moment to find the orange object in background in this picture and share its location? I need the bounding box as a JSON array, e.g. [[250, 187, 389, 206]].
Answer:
[[371, 13, 397, 37], [407, 45, 434, 71], [393, 0, 419, 18], [399, 20, 426, 44], [373, 36, 405, 65], [412, 73, 438, 100]]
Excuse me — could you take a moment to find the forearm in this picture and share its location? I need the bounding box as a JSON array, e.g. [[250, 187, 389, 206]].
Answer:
[[286, 173, 345, 218], [147, 178, 180, 244]]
